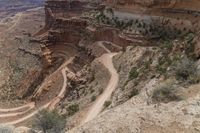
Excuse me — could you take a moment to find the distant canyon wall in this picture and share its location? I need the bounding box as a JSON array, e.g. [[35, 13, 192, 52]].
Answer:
[[103, 0, 177, 7], [103, 0, 200, 11]]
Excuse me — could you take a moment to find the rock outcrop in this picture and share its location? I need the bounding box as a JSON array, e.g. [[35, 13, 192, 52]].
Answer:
[[103, 0, 200, 9], [69, 92, 200, 133], [41, 0, 150, 65], [103, 0, 178, 7]]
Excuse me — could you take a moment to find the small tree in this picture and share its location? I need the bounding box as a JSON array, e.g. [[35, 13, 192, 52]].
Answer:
[[67, 104, 79, 116], [152, 82, 182, 103], [129, 67, 139, 80], [129, 89, 139, 98], [106, 7, 114, 17], [174, 57, 200, 83], [91, 95, 97, 102], [104, 101, 111, 108], [33, 109, 66, 133]]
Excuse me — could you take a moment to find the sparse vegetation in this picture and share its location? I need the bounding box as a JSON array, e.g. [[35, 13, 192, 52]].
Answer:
[[129, 89, 139, 98], [184, 33, 196, 58], [156, 54, 173, 75], [104, 101, 112, 108], [94, 9, 189, 42], [128, 67, 139, 80], [161, 40, 173, 50], [91, 95, 97, 102], [152, 82, 182, 103], [105, 7, 114, 16], [67, 104, 79, 116], [174, 57, 200, 84], [32, 109, 66, 133]]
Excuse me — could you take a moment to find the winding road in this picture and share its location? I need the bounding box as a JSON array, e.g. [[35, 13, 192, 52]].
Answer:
[[0, 41, 119, 127], [0, 58, 74, 125], [82, 42, 119, 124]]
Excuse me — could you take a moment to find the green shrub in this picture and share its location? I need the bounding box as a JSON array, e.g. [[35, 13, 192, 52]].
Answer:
[[32, 109, 66, 133], [162, 40, 173, 50], [156, 65, 167, 74], [91, 95, 96, 102], [104, 101, 111, 108], [129, 67, 139, 80], [105, 8, 114, 16], [67, 104, 79, 116], [156, 55, 173, 75], [129, 89, 139, 98], [174, 57, 200, 83], [184, 33, 195, 57], [152, 82, 182, 103]]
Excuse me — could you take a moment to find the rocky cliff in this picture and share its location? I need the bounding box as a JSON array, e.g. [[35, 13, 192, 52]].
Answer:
[[102, 0, 200, 17], [103, 0, 200, 9], [42, 0, 149, 65]]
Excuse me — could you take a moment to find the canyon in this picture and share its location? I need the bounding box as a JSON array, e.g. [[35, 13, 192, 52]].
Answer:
[[0, 0, 200, 133]]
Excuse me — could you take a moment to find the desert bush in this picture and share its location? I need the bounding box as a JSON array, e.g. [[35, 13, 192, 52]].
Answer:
[[91, 95, 96, 102], [174, 57, 200, 83], [184, 33, 195, 57], [104, 101, 111, 108], [161, 40, 173, 50], [32, 109, 66, 133], [156, 65, 167, 75], [129, 89, 139, 98], [128, 67, 139, 80], [152, 82, 182, 103], [105, 8, 114, 16], [67, 104, 79, 116]]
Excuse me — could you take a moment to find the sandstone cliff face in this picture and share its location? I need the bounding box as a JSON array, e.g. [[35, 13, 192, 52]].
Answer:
[[103, 0, 176, 7], [103, 0, 200, 9], [42, 0, 91, 65], [42, 0, 149, 65], [45, 0, 89, 28], [103, 0, 200, 16]]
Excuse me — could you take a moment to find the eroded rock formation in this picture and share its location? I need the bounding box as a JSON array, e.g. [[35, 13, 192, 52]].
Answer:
[[42, 0, 148, 66], [103, 0, 178, 7]]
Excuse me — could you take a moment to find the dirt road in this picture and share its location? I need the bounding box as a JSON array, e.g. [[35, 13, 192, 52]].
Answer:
[[0, 58, 73, 125], [82, 47, 119, 123]]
